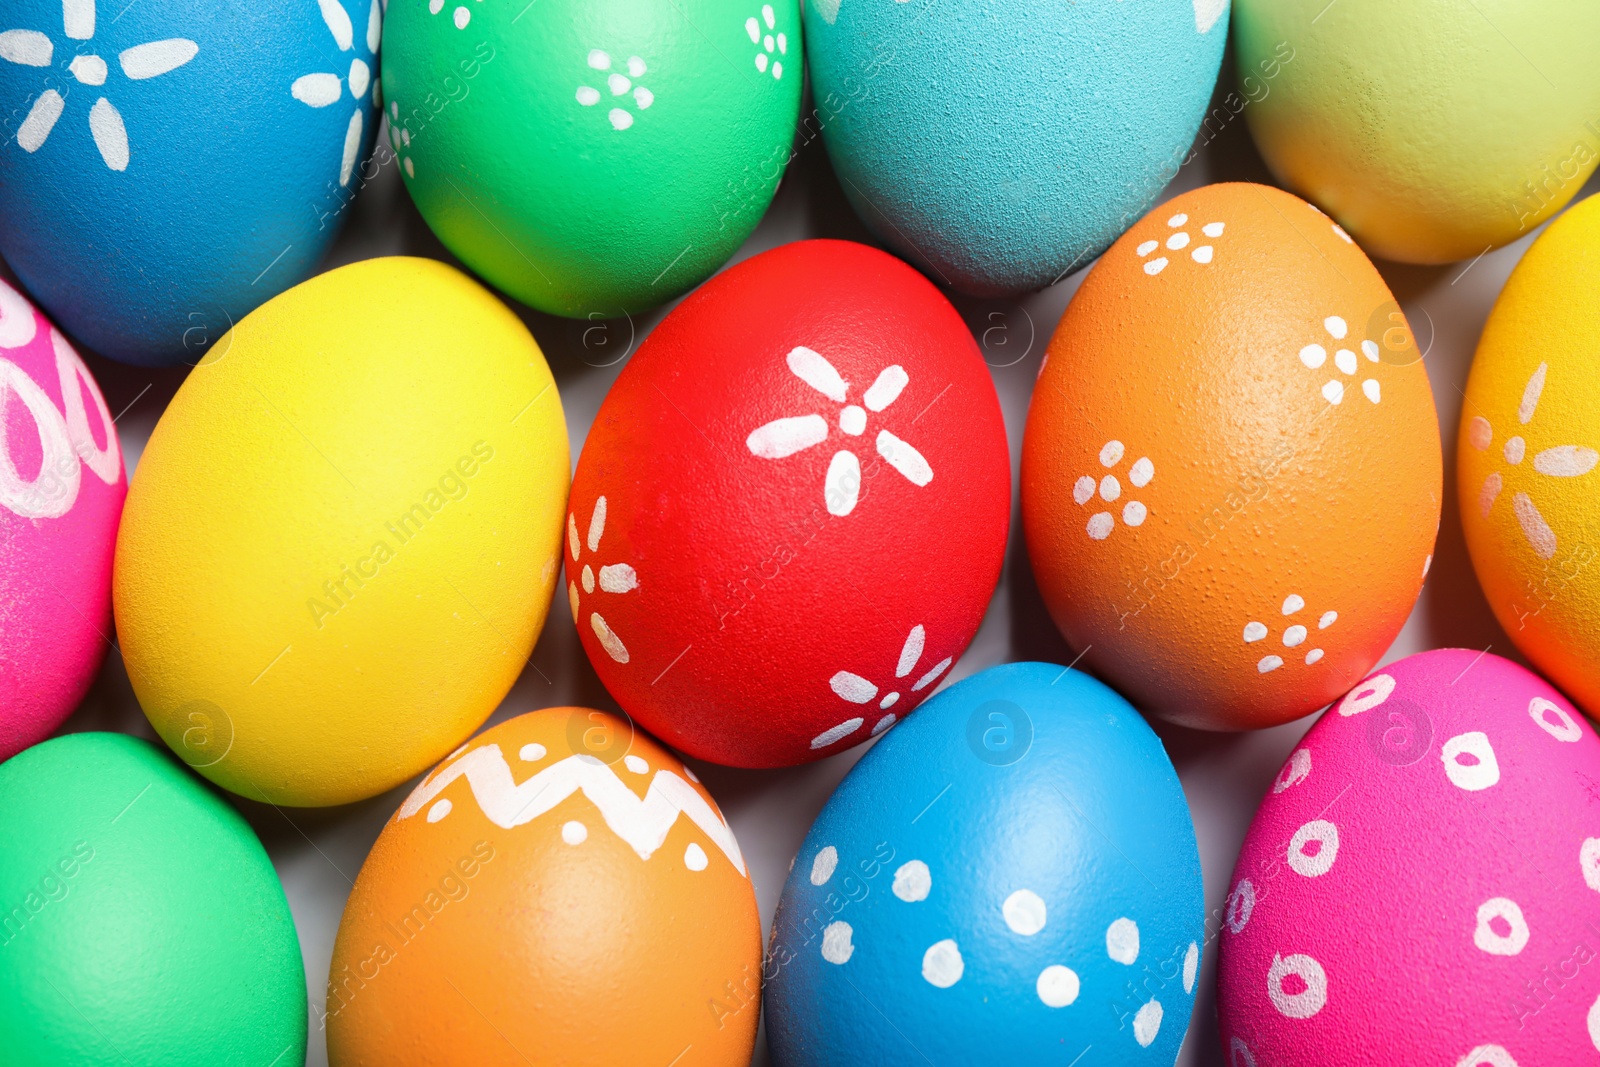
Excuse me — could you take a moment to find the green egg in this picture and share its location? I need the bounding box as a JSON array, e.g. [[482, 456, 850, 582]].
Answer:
[[0, 734, 306, 1067], [1234, 0, 1600, 263], [381, 0, 802, 318]]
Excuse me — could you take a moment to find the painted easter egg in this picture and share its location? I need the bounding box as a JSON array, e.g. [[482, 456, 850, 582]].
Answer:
[[326, 707, 761, 1067], [0, 279, 124, 761], [380, 0, 801, 319], [0, 0, 382, 365], [0, 733, 305, 1066], [567, 239, 1009, 767], [114, 257, 569, 807], [765, 662, 1204, 1064], [802, 0, 1227, 296], [1234, 0, 1600, 264], [1022, 182, 1442, 732], [1460, 193, 1600, 720], [1218, 649, 1600, 1065]]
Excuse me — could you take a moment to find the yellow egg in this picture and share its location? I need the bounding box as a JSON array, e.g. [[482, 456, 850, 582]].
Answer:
[[114, 257, 569, 806], [1460, 193, 1600, 718]]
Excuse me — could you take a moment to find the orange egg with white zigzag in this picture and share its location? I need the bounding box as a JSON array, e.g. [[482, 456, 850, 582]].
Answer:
[[326, 708, 761, 1067], [1022, 182, 1442, 731]]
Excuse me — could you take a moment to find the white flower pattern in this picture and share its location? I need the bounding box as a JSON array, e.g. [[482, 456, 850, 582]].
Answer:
[[576, 49, 653, 131], [1078, 439, 1152, 541], [1244, 594, 1336, 673], [1467, 361, 1599, 560], [811, 624, 951, 749], [746, 5, 786, 79], [1, 0, 198, 171], [1136, 212, 1224, 276], [290, 0, 381, 188], [568, 495, 639, 664], [746, 346, 933, 517], [1296, 315, 1382, 407]]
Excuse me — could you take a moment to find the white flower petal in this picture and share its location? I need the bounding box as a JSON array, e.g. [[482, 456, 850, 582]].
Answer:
[[811, 718, 863, 749], [1534, 446, 1598, 478], [863, 364, 909, 412], [896, 625, 925, 678], [591, 612, 629, 663], [1479, 471, 1502, 517], [340, 108, 362, 186], [88, 98, 129, 171], [120, 39, 199, 80], [367, 0, 383, 52], [787, 346, 848, 403], [0, 30, 53, 67], [586, 494, 607, 551], [877, 430, 932, 486], [319, 0, 355, 50], [349, 57, 370, 99], [1519, 362, 1547, 425], [292, 72, 343, 108], [63, 0, 94, 40], [16, 89, 64, 153], [830, 672, 877, 704], [747, 414, 828, 459], [911, 657, 951, 691], [598, 564, 637, 594], [825, 450, 861, 516], [1513, 492, 1557, 560]]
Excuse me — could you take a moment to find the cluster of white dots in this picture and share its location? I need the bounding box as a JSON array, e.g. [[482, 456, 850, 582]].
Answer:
[[427, 0, 478, 30], [577, 51, 654, 131], [1298, 316, 1382, 406], [1137, 213, 1223, 275], [1076, 439, 1152, 541], [806, 845, 1197, 1049], [1227, 683, 1600, 1061], [1245, 594, 1335, 673], [746, 5, 787, 79]]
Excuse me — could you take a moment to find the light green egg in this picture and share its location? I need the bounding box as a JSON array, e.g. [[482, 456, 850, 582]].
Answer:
[[381, 0, 802, 318], [0, 734, 306, 1067], [1234, 0, 1600, 263]]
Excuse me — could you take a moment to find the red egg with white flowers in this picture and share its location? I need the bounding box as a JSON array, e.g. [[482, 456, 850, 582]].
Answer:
[[568, 239, 1010, 767]]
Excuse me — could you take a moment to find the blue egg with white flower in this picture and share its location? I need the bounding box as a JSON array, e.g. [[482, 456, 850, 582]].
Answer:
[[765, 661, 1204, 1065], [0, 0, 382, 365], [803, 0, 1229, 296]]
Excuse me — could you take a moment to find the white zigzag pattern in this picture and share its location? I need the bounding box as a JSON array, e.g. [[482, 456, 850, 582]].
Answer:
[[397, 744, 746, 875]]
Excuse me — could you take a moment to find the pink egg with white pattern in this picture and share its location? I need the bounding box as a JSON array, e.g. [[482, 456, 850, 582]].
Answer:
[[1218, 649, 1600, 1066], [0, 279, 126, 760]]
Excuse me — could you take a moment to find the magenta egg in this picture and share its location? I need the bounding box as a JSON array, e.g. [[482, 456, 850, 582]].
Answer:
[[0, 280, 126, 760], [1219, 649, 1600, 1065]]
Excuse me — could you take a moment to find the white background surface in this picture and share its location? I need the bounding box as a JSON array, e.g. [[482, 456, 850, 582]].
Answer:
[[49, 61, 1600, 1067]]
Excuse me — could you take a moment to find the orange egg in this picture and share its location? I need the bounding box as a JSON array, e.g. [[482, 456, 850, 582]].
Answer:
[[326, 708, 761, 1067], [1022, 182, 1441, 731]]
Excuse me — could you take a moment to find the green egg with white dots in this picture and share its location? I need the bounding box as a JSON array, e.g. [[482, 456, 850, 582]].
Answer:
[[381, 0, 802, 318]]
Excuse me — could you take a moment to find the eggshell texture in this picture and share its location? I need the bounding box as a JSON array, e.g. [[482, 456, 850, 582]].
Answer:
[[802, 0, 1227, 296], [381, 0, 801, 319], [114, 257, 569, 807], [1218, 650, 1600, 1065], [0, 280, 124, 761], [0, 0, 381, 365], [0, 733, 305, 1066], [765, 662, 1204, 1064], [1460, 194, 1600, 721], [1234, 0, 1600, 264], [326, 707, 760, 1067], [568, 239, 1009, 767], [1022, 182, 1442, 731]]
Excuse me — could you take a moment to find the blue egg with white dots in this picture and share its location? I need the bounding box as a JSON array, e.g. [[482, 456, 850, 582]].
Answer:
[[0, 0, 382, 365], [802, 0, 1229, 296], [765, 661, 1204, 1065]]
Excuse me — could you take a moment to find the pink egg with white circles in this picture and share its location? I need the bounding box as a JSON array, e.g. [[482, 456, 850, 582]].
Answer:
[[1218, 648, 1600, 1066], [0, 279, 126, 761]]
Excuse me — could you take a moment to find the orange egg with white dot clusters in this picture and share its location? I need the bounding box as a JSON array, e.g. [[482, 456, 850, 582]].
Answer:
[[1022, 182, 1442, 731]]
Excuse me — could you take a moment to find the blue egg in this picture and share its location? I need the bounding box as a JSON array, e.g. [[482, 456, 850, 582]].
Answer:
[[803, 0, 1228, 296], [0, 0, 382, 365], [765, 661, 1204, 1064]]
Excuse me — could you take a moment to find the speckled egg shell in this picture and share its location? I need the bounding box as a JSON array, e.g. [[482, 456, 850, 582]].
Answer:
[[1459, 192, 1600, 720], [765, 662, 1204, 1065], [0, 733, 306, 1066], [327, 708, 762, 1067], [567, 239, 1010, 768], [0, 279, 124, 761], [803, 0, 1228, 296], [380, 0, 801, 318], [1022, 182, 1442, 731], [1218, 649, 1600, 1065], [1234, 0, 1600, 264], [0, 0, 381, 365]]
